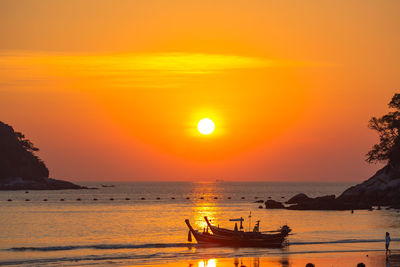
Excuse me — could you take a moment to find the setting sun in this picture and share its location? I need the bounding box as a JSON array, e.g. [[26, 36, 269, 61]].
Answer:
[[197, 118, 215, 135]]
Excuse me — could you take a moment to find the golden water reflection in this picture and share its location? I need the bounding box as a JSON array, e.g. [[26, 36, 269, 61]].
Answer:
[[198, 259, 217, 267], [191, 182, 222, 230], [190, 257, 290, 267]]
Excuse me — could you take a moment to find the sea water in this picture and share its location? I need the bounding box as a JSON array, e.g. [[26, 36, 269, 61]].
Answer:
[[0, 182, 399, 266]]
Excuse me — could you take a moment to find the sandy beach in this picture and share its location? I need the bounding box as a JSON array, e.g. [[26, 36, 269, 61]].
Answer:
[[139, 251, 400, 267]]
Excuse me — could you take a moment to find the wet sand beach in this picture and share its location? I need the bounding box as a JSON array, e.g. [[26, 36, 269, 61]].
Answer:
[[141, 251, 400, 267]]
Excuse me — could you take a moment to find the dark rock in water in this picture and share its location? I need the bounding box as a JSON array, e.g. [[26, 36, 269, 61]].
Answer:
[[286, 193, 311, 204], [287, 194, 371, 210], [284, 163, 400, 210], [337, 164, 400, 206], [0, 121, 87, 190], [254, 200, 264, 203], [265, 200, 284, 209], [0, 177, 87, 190]]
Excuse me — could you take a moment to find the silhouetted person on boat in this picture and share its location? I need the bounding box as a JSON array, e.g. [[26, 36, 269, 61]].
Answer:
[[386, 232, 391, 257]]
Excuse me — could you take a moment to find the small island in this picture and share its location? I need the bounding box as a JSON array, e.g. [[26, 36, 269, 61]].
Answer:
[[0, 121, 87, 190]]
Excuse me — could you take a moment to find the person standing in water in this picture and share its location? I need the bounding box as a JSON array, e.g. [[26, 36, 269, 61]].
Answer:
[[386, 232, 391, 257]]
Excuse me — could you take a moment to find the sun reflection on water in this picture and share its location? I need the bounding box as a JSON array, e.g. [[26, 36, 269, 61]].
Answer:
[[190, 182, 223, 230], [198, 259, 217, 267]]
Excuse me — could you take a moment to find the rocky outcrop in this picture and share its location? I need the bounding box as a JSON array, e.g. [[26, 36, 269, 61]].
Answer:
[[279, 164, 400, 210], [0, 177, 87, 190], [337, 164, 400, 206], [286, 194, 370, 210], [0, 122, 49, 182], [265, 200, 285, 209], [286, 193, 311, 204], [0, 121, 87, 190], [259, 164, 400, 210]]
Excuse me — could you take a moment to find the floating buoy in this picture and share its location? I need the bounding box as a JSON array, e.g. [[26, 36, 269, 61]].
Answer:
[[156, 197, 160, 200], [268, 197, 272, 199], [109, 198, 114, 201], [214, 197, 218, 199], [227, 197, 231, 199], [171, 197, 175, 200], [93, 198, 98, 201], [200, 197, 204, 199], [25, 199, 30, 201], [43, 199, 48, 201], [76, 198, 81, 201], [125, 198, 130, 200], [186, 197, 190, 199], [60, 199, 65, 201], [141, 197, 145, 200], [281, 196, 285, 199], [254, 197, 258, 199], [25, 191, 29, 194], [241, 197, 245, 199], [7, 199, 12, 201]]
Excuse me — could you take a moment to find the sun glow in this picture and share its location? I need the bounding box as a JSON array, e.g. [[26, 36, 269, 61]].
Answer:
[[197, 118, 215, 135]]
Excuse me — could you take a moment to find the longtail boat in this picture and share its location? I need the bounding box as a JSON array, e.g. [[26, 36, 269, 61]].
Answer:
[[185, 217, 290, 248]]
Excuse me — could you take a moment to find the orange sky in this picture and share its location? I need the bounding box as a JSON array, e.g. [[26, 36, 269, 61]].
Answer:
[[1, 0, 399, 181]]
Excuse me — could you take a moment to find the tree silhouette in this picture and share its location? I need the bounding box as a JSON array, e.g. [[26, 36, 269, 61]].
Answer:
[[15, 131, 39, 152], [366, 93, 400, 164]]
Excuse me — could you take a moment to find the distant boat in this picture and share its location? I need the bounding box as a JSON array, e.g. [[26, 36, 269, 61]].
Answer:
[[185, 216, 291, 248], [101, 184, 115, 188]]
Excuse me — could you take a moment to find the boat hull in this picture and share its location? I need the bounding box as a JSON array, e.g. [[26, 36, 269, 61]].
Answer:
[[185, 219, 286, 248], [204, 216, 290, 239]]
